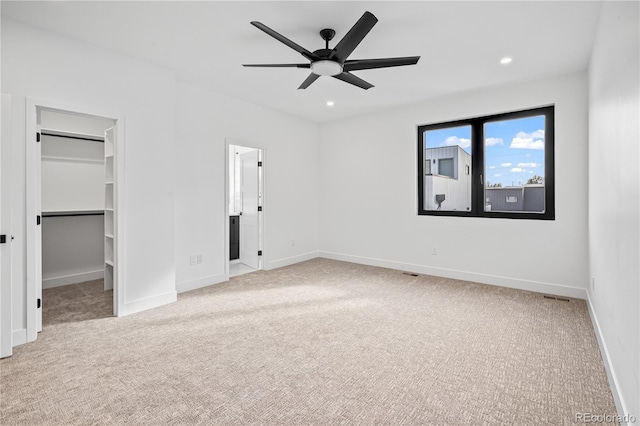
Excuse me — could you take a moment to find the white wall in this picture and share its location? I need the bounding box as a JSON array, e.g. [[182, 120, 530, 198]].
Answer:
[[1, 18, 178, 339], [175, 82, 320, 292], [41, 216, 104, 288], [319, 72, 589, 298], [588, 1, 639, 420]]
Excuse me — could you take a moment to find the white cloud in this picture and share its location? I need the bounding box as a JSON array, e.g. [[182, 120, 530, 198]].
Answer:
[[488, 166, 496, 169], [444, 136, 471, 148], [517, 162, 539, 168], [511, 167, 525, 172], [500, 162, 512, 167], [510, 129, 545, 150], [485, 137, 504, 146], [494, 173, 502, 177]]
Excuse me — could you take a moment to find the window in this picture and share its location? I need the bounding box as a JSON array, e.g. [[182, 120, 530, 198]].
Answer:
[[417, 105, 554, 220], [438, 158, 455, 178]]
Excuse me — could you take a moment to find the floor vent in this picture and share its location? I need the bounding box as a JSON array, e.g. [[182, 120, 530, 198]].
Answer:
[[402, 272, 419, 277], [543, 295, 570, 302]]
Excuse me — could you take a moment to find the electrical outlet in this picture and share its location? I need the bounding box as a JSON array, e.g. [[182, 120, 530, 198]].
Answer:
[[432, 247, 438, 255], [189, 255, 196, 266], [291, 240, 296, 247], [197, 254, 203, 264]]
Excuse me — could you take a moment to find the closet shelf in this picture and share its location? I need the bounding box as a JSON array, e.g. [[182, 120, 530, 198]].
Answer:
[[105, 181, 114, 185], [105, 260, 114, 267], [42, 210, 104, 217], [41, 155, 104, 164], [105, 233, 114, 239], [41, 128, 105, 142]]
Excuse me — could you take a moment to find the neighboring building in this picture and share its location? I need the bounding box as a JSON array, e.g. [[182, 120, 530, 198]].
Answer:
[[423, 146, 471, 211], [485, 185, 545, 212]]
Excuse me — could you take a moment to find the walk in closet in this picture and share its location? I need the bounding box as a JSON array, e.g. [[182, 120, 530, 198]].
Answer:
[[40, 111, 115, 298]]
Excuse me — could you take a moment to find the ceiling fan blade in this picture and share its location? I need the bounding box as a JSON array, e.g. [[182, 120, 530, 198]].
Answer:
[[251, 22, 318, 61], [243, 63, 310, 68], [343, 56, 420, 72], [298, 73, 320, 90], [329, 11, 378, 63], [332, 72, 374, 90]]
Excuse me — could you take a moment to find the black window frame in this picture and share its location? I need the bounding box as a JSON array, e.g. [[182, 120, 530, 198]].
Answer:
[[417, 105, 555, 220]]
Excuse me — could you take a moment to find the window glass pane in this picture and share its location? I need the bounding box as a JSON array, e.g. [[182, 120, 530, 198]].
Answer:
[[423, 125, 471, 211], [484, 115, 545, 213]]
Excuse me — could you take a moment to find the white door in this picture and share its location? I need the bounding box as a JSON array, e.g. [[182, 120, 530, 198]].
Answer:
[[1, 94, 13, 357], [26, 102, 43, 342], [35, 123, 42, 333], [239, 150, 259, 269]]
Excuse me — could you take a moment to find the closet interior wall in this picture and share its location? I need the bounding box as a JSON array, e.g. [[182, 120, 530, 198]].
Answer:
[[40, 111, 114, 289]]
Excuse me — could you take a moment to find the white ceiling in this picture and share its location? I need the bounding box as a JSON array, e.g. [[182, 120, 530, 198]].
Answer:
[[2, 1, 602, 123]]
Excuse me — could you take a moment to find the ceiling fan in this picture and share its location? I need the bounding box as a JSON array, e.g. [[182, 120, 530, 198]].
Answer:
[[243, 11, 420, 90]]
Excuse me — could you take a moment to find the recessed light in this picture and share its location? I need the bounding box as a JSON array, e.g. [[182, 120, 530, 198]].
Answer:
[[500, 57, 513, 65], [326, 101, 335, 107]]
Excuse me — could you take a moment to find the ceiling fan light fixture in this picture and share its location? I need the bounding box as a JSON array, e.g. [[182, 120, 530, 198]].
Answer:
[[311, 60, 343, 76]]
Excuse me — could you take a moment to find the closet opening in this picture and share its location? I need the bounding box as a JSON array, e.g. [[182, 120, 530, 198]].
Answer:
[[227, 143, 264, 277], [25, 100, 124, 343], [40, 110, 115, 326]]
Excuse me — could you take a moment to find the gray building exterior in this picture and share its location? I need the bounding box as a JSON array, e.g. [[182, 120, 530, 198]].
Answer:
[[485, 185, 545, 213]]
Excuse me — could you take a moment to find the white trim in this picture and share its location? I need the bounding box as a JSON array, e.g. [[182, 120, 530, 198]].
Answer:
[[176, 273, 227, 294], [42, 269, 104, 289], [1, 94, 13, 358], [224, 142, 230, 278], [586, 293, 628, 422], [25, 99, 40, 341], [122, 291, 177, 316], [12, 329, 27, 347], [265, 251, 320, 271], [318, 251, 588, 300]]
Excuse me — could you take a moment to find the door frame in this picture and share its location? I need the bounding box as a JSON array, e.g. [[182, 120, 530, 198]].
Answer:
[[224, 139, 265, 278], [25, 98, 126, 342], [1, 94, 14, 357]]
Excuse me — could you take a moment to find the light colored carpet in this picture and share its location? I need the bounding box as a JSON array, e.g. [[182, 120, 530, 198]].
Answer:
[[1, 258, 616, 425]]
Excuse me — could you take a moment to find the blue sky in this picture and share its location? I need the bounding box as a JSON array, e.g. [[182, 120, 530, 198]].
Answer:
[[424, 115, 545, 187]]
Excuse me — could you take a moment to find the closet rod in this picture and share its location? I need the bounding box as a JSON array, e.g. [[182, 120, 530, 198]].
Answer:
[[41, 129, 104, 143], [42, 212, 105, 218]]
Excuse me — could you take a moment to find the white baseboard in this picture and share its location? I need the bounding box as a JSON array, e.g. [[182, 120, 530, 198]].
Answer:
[[121, 291, 177, 316], [12, 328, 27, 346], [586, 292, 629, 423], [177, 273, 227, 294], [318, 251, 588, 300], [265, 251, 319, 270], [43, 269, 104, 289]]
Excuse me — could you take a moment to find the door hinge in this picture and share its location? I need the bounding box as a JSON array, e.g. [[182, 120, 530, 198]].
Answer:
[[258, 250, 262, 256], [37, 298, 41, 309], [0, 235, 5, 244], [36, 132, 41, 142], [258, 161, 262, 167], [37, 215, 41, 225], [258, 206, 262, 212]]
